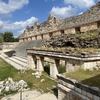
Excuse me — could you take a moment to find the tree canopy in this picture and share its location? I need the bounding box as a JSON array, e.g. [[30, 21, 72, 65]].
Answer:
[[3, 32, 14, 42], [0, 33, 4, 43], [0, 31, 19, 42]]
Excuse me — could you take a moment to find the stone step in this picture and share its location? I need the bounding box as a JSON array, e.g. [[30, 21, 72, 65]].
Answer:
[[13, 39, 46, 57], [12, 56, 27, 63], [0, 52, 27, 70], [14, 55, 27, 60], [9, 59, 26, 70], [9, 57, 27, 67]]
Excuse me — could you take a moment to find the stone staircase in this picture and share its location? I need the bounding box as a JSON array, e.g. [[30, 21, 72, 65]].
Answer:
[[0, 39, 46, 70], [13, 39, 46, 57], [0, 52, 27, 70]]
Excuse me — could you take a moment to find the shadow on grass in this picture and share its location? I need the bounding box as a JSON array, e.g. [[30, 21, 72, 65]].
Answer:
[[81, 74, 100, 88]]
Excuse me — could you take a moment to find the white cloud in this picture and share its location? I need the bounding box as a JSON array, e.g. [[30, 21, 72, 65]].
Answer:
[[64, 0, 95, 8], [0, 16, 38, 31], [17, 29, 25, 37], [0, 0, 29, 14], [50, 6, 77, 18], [78, 12, 83, 15]]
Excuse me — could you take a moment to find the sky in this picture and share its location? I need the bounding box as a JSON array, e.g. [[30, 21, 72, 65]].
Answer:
[[0, 0, 99, 37]]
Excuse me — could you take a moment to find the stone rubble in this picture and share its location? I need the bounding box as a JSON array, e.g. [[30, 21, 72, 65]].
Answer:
[[32, 71, 42, 79], [0, 77, 28, 93], [44, 33, 100, 48], [40, 79, 45, 82]]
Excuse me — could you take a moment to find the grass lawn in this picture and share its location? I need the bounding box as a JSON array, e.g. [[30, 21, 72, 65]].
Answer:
[[0, 58, 57, 99], [66, 68, 100, 88]]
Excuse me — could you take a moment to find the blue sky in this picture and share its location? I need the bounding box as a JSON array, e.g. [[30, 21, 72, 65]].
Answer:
[[0, 0, 99, 37]]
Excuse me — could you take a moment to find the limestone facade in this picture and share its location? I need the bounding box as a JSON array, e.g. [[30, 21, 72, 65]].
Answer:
[[19, 2, 100, 42]]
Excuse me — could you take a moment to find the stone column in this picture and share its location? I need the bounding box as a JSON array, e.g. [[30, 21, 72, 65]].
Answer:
[[50, 58, 59, 78], [65, 59, 75, 73], [36, 56, 44, 72], [27, 53, 36, 69], [65, 60, 72, 73], [32, 37, 35, 40]]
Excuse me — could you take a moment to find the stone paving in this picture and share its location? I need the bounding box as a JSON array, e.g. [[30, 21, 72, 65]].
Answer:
[[1, 90, 58, 100]]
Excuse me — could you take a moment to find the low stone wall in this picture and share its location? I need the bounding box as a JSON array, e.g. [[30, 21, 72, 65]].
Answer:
[[57, 75, 100, 100], [0, 42, 19, 51]]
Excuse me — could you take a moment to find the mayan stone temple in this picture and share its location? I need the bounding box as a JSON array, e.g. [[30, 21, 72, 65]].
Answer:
[[19, 2, 100, 42], [0, 1, 100, 100]]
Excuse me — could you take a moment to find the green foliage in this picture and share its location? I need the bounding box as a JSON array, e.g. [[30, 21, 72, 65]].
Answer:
[[75, 30, 99, 39], [0, 33, 4, 43], [3, 32, 14, 42], [59, 65, 66, 73], [14, 37, 19, 42]]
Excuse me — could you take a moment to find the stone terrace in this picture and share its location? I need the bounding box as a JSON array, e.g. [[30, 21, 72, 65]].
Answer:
[[27, 49, 100, 78]]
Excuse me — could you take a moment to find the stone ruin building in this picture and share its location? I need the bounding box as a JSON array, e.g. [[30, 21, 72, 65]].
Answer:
[[0, 2, 100, 100], [19, 1, 100, 42]]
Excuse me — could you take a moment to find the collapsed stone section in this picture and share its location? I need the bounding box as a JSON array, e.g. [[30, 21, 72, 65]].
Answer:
[[44, 31, 100, 48]]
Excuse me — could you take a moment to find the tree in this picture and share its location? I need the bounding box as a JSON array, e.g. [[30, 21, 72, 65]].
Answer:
[[14, 37, 19, 42], [0, 33, 4, 43], [3, 32, 14, 42]]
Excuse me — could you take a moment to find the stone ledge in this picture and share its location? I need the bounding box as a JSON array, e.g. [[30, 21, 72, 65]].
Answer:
[[27, 49, 100, 61], [57, 75, 100, 97]]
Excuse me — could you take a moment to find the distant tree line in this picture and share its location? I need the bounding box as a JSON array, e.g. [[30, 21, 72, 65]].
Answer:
[[0, 32, 19, 43]]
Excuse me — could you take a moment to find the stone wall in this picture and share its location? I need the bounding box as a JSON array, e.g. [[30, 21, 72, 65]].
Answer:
[[0, 42, 19, 51], [57, 75, 100, 100], [19, 14, 62, 40], [60, 2, 100, 30], [81, 22, 98, 32]]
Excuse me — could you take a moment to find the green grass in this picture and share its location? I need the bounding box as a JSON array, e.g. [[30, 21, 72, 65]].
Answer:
[[0, 58, 57, 99], [0, 59, 18, 81], [44, 62, 66, 74], [66, 68, 100, 88], [59, 65, 66, 73], [76, 30, 99, 39]]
